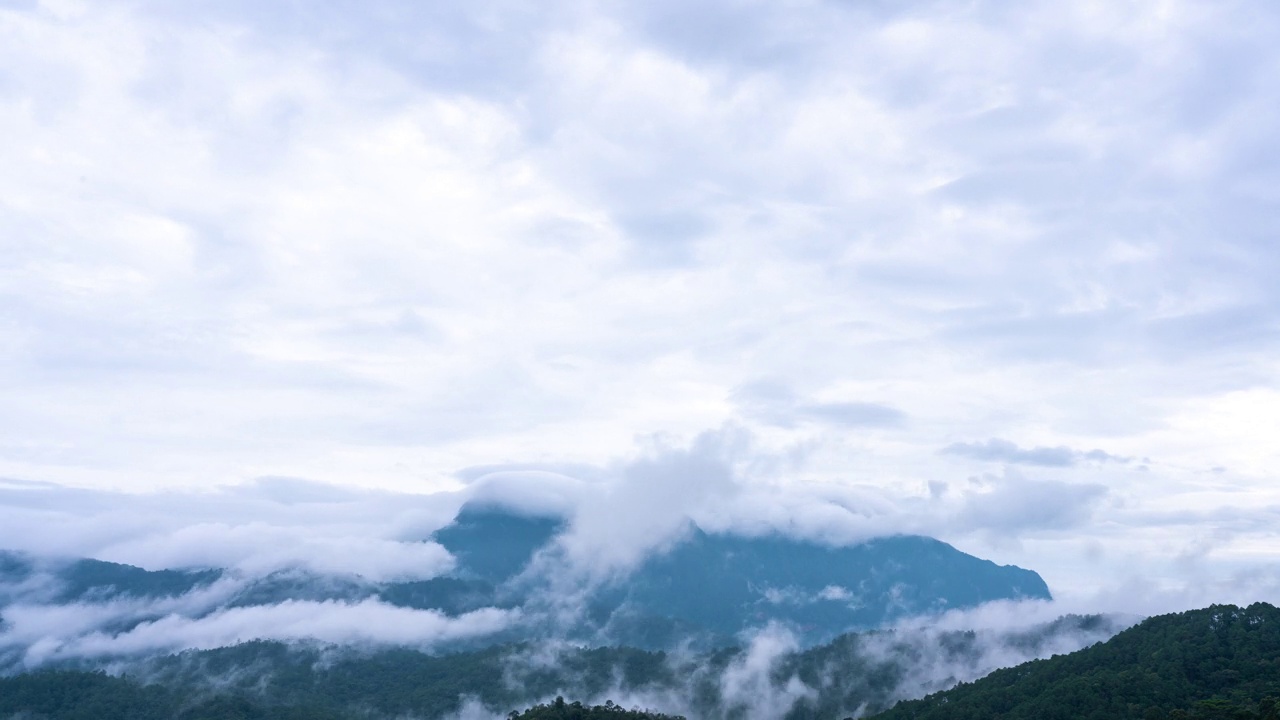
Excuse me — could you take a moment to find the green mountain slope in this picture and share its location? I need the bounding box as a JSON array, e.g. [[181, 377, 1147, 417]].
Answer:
[[870, 602, 1280, 720], [0, 550, 221, 604], [618, 529, 1050, 641], [0, 670, 682, 720]]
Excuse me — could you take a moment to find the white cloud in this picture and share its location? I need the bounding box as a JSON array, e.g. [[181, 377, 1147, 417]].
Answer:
[[953, 474, 1109, 534], [0, 477, 462, 580], [15, 599, 517, 667], [718, 624, 814, 720], [96, 523, 456, 582]]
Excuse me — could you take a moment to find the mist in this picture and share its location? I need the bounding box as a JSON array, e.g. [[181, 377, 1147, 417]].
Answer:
[[103, 604, 1128, 720], [1, 426, 1273, 672]]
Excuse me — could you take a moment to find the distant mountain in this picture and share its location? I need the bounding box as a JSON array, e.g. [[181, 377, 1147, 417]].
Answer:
[[431, 505, 567, 583], [615, 528, 1050, 640], [432, 504, 1052, 645], [0, 506, 1052, 652], [869, 602, 1280, 720], [0, 550, 221, 604]]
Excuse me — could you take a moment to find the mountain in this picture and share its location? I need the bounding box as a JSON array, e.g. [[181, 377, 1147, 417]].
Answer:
[[433, 504, 1052, 645], [0, 506, 1052, 654], [431, 505, 567, 583], [0, 551, 221, 605], [868, 602, 1280, 720], [614, 529, 1050, 640]]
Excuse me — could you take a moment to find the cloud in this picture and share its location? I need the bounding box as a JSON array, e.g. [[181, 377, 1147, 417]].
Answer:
[[3, 0, 1275, 501], [940, 439, 1130, 467], [1072, 565, 1280, 619], [0, 477, 462, 581], [96, 523, 456, 582], [512, 427, 751, 624], [852, 603, 1134, 708], [461, 471, 591, 519], [798, 402, 906, 428], [731, 381, 906, 429], [818, 585, 854, 602], [14, 599, 517, 667], [717, 624, 814, 720], [460, 597, 1131, 720], [954, 474, 1109, 534]]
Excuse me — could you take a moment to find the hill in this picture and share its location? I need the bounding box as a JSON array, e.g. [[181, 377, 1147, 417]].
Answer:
[[0, 613, 1121, 720], [869, 602, 1280, 720]]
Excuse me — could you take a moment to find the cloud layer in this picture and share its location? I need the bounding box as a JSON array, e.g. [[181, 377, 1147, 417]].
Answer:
[[2, 0, 1279, 489]]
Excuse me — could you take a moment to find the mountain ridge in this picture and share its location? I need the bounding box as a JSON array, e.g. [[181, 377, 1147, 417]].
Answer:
[[0, 505, 1053, 655], [432, 504, 1052, 645]]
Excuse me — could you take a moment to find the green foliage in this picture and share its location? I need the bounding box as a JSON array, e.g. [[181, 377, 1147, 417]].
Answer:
[[377, 576, 505, 613], [0, 668, 358, 720], [137, 639, 683, 719], [870, 603, 1280, 720], [0, 670, 173, 720], [510, 696, 685, 720], [626, 532, 1051, 640], [5, 604, 1266, 720]]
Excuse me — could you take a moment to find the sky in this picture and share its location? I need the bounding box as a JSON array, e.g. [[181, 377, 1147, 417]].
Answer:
[[2, 0, 1280, 612]]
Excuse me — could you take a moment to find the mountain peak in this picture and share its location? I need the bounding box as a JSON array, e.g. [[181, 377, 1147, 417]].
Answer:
[[432, 504, 568, 583]]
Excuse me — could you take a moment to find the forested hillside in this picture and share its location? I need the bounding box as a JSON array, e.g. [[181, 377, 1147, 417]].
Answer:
[[0, 672, 681, 720], [7, 601, 1276, 720], [512, 698, 685, 720], [870, 603, 1280, 720], [0, 613, 1118, 720]]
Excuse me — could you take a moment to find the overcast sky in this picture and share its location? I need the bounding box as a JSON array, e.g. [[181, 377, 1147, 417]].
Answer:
[[2, 0, 1279, 610]]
